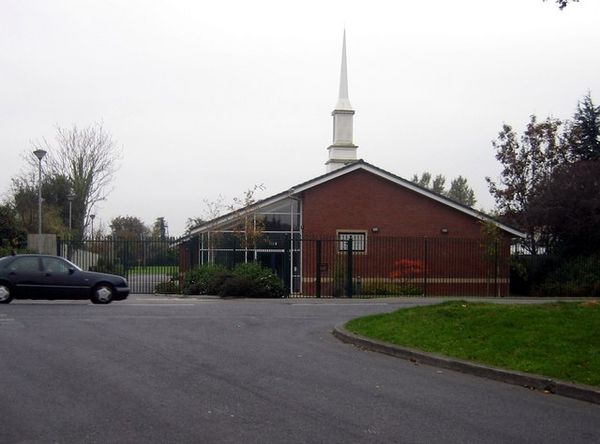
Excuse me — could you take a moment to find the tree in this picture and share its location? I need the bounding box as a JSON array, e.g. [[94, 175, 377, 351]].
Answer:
[[0, 203, 27, 255], [30, 123, 122, 239], [545, 0, 579, 9], [152, 217, 169, 240], [226, 184, 266, 262], [10, 175, 38, 234], [110, 216, 149, 239], [431, 175, 446, 194], [411, 171, 476, 206], [185, 194, 225, 233], [567, 93, 600, 161], [448, 176, 476, 207], [411, 172, 432, 189], [185, 217, 205, 233], [486, 115, 569, 254], [529, 160, 600, 256], [10, 174, 67, 235], [489, 93, 600, 258]]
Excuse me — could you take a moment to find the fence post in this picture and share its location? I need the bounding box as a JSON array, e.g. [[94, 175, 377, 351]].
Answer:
[[316, 240, 322, 298], [346, 237, 353, 298], [232, 238, 237, 270], [283, 234, 291, 297], [124, 240, 130, 279], [423, 237, 428, 297], [494, 240, 499, 297]]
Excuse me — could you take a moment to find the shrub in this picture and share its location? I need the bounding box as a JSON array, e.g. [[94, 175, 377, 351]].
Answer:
[[535, 255, 600, 297], [155, 281, 180, 294], [219, 275, 261, 297], [182, 262, 285, 297], [229, 262, 285, 298], [181, 263, 228, 295], [361, 281, 422, 296], [208, 269, 235, 295]]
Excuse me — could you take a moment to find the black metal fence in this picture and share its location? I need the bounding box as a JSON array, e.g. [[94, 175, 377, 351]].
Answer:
[[510, 246, 600, 297], [183, 235, 510, 297], [57, 237, 178, 294], [295, 236, 509, 298], [56, 235, 598, 297]]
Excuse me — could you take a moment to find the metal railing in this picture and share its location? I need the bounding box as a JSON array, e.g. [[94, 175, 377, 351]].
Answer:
[[57, 237, 179, 294], [295, 236, 509, 298]]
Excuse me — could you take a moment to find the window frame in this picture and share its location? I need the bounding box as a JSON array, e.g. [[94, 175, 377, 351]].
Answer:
[[336, 230, 367, 253]]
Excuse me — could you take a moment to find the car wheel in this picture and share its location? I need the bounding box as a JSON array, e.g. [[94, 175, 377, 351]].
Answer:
[[91, 284, 114, 304], [0, 284, 13, 304]]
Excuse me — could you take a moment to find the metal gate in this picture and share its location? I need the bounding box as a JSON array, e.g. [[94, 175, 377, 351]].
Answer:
[[57, 237, 178, 294]]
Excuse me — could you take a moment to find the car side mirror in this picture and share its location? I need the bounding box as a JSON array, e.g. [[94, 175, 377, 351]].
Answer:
[[68, 268, 76, 274]]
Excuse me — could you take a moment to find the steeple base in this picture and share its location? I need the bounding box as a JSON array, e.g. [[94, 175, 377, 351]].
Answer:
[[325, 144, 358, 172]]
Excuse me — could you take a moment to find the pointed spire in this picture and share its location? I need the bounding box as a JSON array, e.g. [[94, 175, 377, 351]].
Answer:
[[335, 29, 352, 111], [326, 29, 357, 173]]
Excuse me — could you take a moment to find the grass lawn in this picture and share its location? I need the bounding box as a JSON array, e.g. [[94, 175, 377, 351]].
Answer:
[[345, 300, 600, 387], [128, 265, 179, 276]]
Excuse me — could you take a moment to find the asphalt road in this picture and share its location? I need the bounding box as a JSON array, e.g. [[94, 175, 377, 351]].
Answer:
[[1, 296, 599, 444]]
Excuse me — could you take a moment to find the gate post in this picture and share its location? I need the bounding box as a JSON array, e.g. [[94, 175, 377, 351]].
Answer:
[[346, 237, 353, 298]]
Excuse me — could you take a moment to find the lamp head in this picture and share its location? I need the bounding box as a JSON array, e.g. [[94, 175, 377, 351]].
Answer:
[[33, 149, 47, 161]]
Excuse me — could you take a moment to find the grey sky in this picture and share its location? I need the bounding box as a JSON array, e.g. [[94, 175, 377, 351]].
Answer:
[[2, 0, 599, 236]]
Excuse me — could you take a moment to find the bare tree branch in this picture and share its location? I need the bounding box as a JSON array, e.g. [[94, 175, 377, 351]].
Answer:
[[30, 122, 122, 238]]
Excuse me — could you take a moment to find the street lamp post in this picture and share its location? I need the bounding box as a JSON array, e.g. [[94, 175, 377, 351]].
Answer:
[[33, 149, 47, 253], [90, 214, 95, 241], [67, 191, 75, 234], [66, 191, 76, 260]]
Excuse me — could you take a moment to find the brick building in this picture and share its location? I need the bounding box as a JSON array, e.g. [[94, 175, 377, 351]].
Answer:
[[180, 32, 524, 296]]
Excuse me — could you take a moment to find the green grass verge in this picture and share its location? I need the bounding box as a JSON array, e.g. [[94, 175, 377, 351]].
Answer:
[[345, 300, 600, 387], [128, 265, 179, 276]]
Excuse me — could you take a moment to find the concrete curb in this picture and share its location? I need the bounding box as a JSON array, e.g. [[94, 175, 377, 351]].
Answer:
[[333, 324, 600, 405]]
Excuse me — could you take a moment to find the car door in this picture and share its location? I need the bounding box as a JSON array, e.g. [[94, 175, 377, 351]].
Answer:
[[6, 256, 45, 297], [40, 257, 88, 298]]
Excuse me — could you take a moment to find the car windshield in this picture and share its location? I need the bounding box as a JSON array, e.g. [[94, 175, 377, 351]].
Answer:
[[60, 257, 83, 271]]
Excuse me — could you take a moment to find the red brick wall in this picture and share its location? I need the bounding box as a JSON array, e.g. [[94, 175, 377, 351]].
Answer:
[[302, 169, 488, 238], [299, 169, 512, 296]]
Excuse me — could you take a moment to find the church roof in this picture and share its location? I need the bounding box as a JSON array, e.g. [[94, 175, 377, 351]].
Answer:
[[189, 159, 526, 238]]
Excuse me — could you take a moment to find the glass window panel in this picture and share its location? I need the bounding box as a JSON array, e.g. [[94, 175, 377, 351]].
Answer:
[[10, 257, 40, 272], [42, 257, 71, 274], [263, 214, 292, 231], [261, 199, 294, 214], [338, 232, 366, 252], [255, 233, 293, 249]]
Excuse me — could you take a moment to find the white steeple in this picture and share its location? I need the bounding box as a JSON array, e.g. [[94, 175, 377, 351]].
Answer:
[[335, 29, 352, 111], [326, 30, 358, 173]]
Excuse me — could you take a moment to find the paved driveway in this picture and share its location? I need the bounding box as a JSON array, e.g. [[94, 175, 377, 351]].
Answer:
[[1, 296, 599, 443]]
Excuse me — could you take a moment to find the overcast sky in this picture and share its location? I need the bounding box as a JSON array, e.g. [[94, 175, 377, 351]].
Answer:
[[2, 0, 599, 236]]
